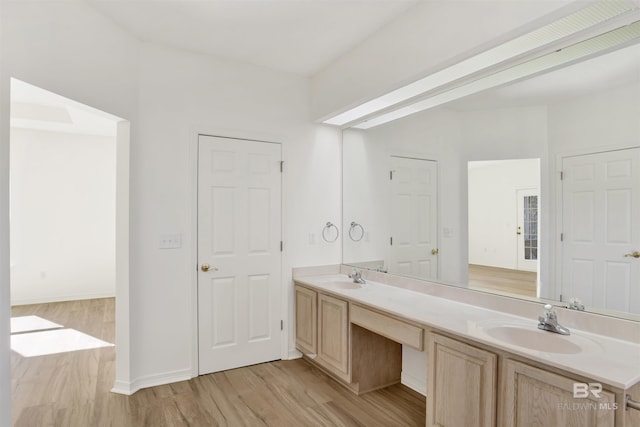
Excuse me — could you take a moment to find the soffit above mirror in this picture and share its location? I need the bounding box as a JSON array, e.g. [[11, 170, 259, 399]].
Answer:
[[322, 0, 640, 129]]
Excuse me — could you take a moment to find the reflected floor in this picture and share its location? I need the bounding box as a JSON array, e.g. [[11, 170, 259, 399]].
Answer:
[[468, 264, 537, 297]]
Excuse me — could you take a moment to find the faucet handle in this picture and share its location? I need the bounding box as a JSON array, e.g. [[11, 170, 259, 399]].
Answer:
[[543, 304, 557, 320]]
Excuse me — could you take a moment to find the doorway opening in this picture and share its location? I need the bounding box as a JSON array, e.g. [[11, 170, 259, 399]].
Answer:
[[467, 158, 540, 297], [8, 78, 129, 392]]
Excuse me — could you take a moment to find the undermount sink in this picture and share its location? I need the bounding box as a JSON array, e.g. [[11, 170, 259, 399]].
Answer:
[[482, 324, 583, 354], [315, 277, 362, 290], [329, 280, 362, 290]]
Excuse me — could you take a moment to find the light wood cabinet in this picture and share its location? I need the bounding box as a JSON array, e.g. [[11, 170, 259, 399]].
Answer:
[[501, 359, 615, 427], [317, 293, 350, 381], [294, 280, 636, 426], [294, 285, 317, 356], [427, 332, 497, 427], [351, 304, 423, 350]]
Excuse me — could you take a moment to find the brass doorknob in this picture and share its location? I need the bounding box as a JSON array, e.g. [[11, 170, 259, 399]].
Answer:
[[624, 251, 640, 259], [431, 249, 439, 255], [201, 264, 218, 272]]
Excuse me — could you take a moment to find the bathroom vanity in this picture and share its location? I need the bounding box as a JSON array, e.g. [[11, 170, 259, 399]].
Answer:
[[293, 269, 640, 427]]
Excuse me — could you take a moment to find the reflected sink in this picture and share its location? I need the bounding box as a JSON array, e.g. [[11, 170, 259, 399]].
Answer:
[[483, 325, 582, 354]]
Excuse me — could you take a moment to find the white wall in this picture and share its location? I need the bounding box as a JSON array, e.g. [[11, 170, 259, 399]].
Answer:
[[0, 1, 342, 398], [130, 43, 341, 387], [10, 128, 116, 305], [0, 0, 12, 423], [468, 159, 540, 269]]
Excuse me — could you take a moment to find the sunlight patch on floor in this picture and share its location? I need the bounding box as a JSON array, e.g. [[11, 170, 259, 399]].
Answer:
[[10, 315, 63, 334], [11, 328, 114, 357]]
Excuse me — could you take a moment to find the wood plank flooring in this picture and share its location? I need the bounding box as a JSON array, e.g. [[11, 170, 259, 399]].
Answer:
[[468, 264, 537, 297], [11, 298, 425, 426]]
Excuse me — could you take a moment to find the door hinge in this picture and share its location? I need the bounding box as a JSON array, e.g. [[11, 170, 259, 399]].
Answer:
[[390, 236, 393, 245], [559, 294, 563, 302], [560, 233, 564, 242], [390, 170, 393, 180], [560, 171, 564, 180], [280, 161, 284, 173], [280, 320, 283, 331], [280, 241, 283, 252]]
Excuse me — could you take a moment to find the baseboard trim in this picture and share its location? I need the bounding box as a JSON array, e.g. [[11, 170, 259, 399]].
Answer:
[[287, 349, 302, 360], [401, 372, 427, 396], [111, 369, 192, 395], [11, 292, 116, 306]]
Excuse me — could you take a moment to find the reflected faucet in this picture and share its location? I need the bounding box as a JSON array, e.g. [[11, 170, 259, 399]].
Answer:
[[349, 268, 366, 284], [538, 304, 570, 335]]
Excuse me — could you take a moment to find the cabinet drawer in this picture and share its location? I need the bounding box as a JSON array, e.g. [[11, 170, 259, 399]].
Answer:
[[351, 305, 423, 350]]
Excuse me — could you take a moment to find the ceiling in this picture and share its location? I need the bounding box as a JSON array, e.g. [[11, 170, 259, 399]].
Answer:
[[87, 0, 420, 76], [86, 0, 640, 114], [13, 1, 640, 130]]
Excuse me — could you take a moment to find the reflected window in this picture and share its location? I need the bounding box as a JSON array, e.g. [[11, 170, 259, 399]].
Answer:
[[523, 195, 538, 260]]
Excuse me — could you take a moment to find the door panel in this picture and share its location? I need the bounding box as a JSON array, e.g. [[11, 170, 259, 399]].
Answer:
[[198, 135, 282, 374], [390, 156, 438, 280], [561, 148, 640, 313]]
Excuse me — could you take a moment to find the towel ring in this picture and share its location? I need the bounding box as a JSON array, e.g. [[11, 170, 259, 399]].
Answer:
[[349, 221, 365, 242], [322, 222, 339, 243]]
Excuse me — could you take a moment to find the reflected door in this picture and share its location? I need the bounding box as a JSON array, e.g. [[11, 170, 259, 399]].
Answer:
[[561, 148, 640, 313], [197, 135, 282, 374], [389, 156, 438, 279], [516, 188, 539, 272]]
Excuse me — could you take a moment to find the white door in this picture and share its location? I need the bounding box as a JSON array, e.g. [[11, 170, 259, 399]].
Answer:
[[516, 188, 539, 272], [197, 135, 282, 374], [561, 148, 640, 314], [389, 156, 438, 279]]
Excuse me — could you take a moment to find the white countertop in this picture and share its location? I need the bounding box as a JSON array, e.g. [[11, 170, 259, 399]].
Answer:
[[295, 274, 640, 390]]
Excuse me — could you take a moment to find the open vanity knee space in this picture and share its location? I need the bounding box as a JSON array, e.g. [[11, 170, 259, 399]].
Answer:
[[293, 268, 640, 427]]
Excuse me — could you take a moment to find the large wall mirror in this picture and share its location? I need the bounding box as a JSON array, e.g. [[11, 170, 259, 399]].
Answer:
[[343, 41, 640, 321]]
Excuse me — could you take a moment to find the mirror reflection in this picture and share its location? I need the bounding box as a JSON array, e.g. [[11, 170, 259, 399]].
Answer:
[[343, 42, 640, 320], [467, 159, 539, 298]]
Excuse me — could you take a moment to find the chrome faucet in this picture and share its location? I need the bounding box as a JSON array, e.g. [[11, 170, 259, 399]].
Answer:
[[538, 304, 570, 335], [566, 297, 585, 311], [349, 268, 366, 284]]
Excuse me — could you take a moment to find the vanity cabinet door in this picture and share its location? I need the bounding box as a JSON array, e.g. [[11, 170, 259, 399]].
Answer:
[[294, 285, 317, 356], [501, 359, 615, 427], [427, 333, 497, 427], [317, 293, 350, 381]]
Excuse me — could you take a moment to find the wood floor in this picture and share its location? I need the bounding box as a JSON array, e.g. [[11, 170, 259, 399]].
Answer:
[[11, 298, 425, 426], [468, 264, 537, 297]]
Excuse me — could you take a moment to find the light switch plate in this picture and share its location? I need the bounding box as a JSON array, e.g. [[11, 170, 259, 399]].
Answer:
[[159, 234, 182, 249]]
